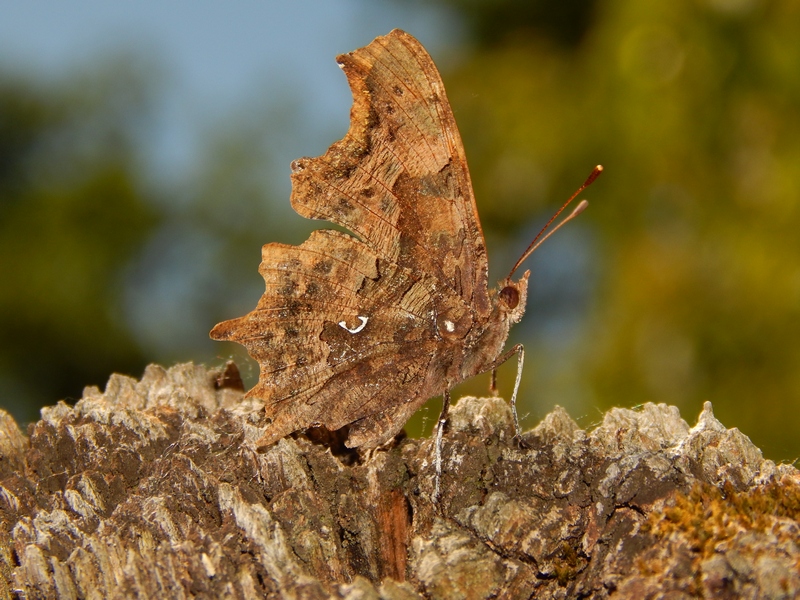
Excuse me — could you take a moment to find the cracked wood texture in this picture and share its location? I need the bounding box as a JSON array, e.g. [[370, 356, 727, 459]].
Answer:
[[1, 362, 799, 599]]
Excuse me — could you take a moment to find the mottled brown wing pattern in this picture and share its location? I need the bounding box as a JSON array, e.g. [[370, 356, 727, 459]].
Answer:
[[210, 229, 440, 444], [290, 29, 490, 316]]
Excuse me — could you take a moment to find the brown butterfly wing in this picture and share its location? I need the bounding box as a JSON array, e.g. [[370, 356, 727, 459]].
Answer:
[[211, 229, 441, 445], [290, 29, 490, 316], [211, 30, 491, 447]]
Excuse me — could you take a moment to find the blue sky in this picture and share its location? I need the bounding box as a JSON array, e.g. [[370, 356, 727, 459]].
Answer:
[[0, 1, 461, 180]]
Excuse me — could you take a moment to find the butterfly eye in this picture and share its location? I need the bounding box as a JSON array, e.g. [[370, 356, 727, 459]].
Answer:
[[499, 286, 519, 309]]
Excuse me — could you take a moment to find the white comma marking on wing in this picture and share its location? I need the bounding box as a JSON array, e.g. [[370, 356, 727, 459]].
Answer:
[[338, 315, 368, 334]]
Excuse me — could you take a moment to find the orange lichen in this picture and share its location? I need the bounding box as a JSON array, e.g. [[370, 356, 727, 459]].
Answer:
[[647, 477, 800, 560]]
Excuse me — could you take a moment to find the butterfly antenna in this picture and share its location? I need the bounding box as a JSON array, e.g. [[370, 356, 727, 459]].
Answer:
[[508, 165, 603, 278]]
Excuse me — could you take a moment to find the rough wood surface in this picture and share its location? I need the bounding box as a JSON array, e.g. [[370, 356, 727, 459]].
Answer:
[[0, 362, 798, 599]]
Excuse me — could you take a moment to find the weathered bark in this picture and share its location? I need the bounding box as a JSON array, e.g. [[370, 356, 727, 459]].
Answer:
[[0, 362, 798, 599]]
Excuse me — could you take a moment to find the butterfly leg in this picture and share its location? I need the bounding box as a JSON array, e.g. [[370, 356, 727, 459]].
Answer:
[[489, 368, 499, 397], [433, 388, 451, 503], [491, 344, 525, 442]]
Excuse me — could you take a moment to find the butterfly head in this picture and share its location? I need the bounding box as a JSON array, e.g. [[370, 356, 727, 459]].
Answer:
[[496, 269, 530, 326]]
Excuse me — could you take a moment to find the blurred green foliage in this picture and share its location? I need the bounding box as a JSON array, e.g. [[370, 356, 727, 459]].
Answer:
[[0, 63, 160, 425], [421, 0, 800, 461]]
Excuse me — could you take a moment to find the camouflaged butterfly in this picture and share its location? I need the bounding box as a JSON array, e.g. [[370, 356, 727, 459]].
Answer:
[[211, 29, 601, 455]]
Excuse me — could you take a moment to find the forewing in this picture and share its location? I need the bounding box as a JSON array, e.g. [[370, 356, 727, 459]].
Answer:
[[289, 29, 490, 316]]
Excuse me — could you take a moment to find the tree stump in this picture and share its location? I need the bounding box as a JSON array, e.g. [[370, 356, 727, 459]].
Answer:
[[0, 362, 798, 599]]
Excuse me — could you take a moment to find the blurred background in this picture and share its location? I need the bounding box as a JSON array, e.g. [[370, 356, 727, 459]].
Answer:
[[2, 0, 798, 462]]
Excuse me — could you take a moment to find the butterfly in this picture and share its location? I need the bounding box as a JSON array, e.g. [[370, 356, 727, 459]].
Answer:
[[210, 29, 600, 464]]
